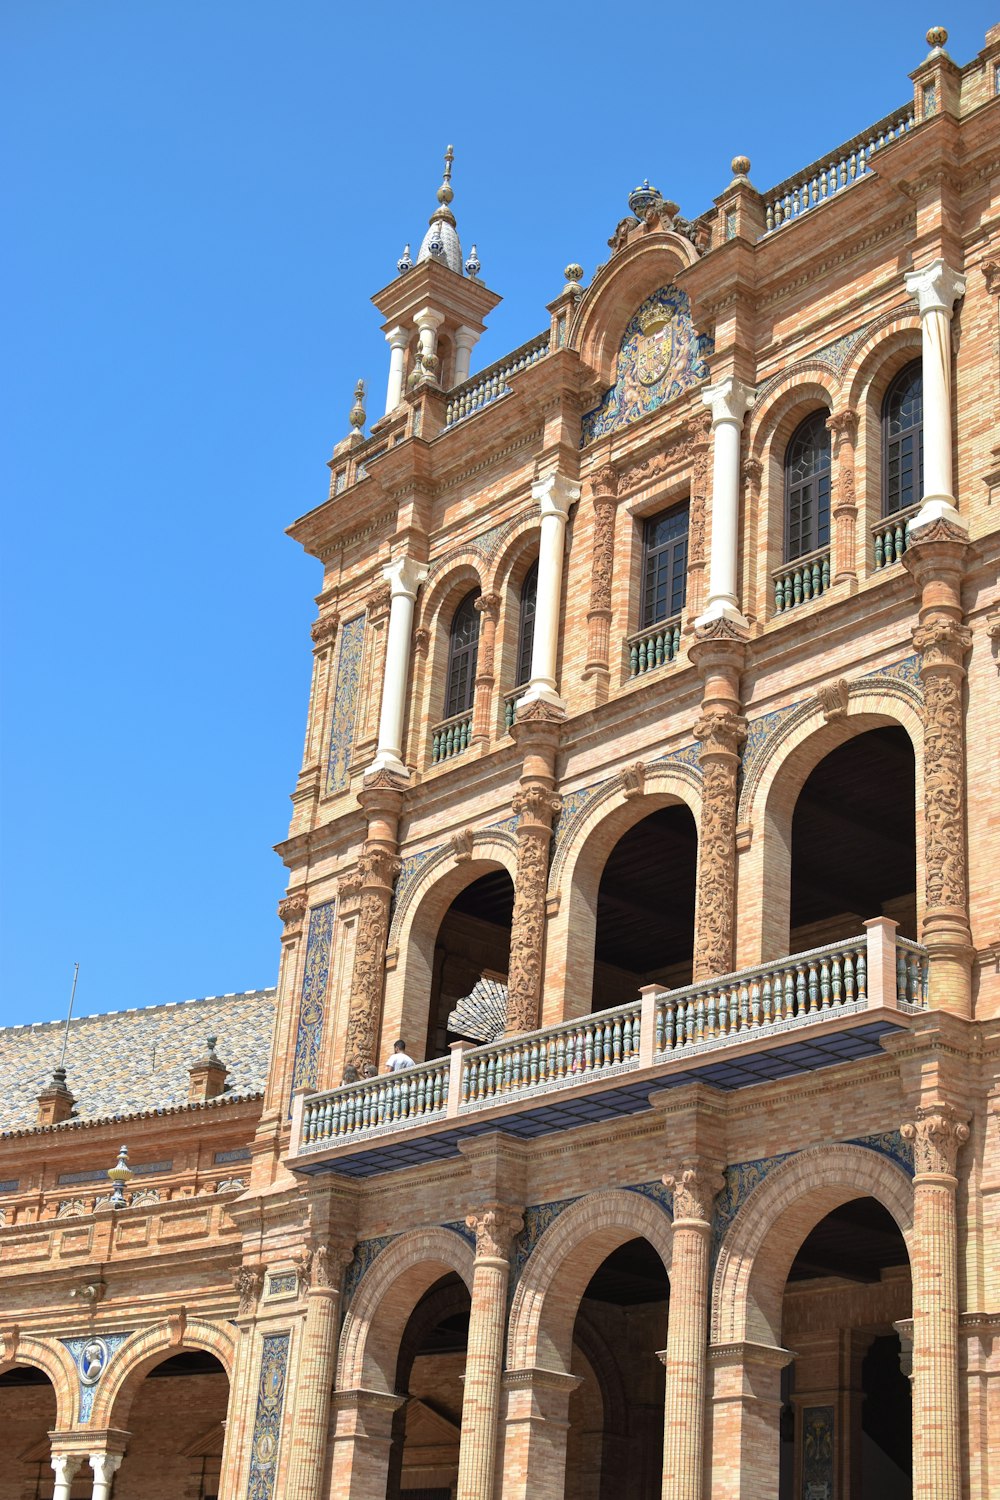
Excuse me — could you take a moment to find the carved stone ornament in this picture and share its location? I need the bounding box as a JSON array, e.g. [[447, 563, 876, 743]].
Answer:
[[619, 761, 647, 799], [344, 853, 401, 1068], [514, 697, 566, 725], [591, 463, 620, 499], [413, 626, 430, 658], [826, 409, 859, 447], [365, 581, 392, 617], [741, 457, 763, 491], [361, 766, 410, 794], [694, 710, 747, 758], [278, 891, 308, 929], [816, 678, 850, 720], [336, 869, 363, 904], [694, 756, 740, 978], [912, 618, 973, 667], [507, 824, 553, 1033], [512, 785, 563, 824], [465, 1203, 524, 1261], [905, 516, 969, 552], [310, 612, 340, 648], [450, 827, 475, 862], [359, 847, 403, 889], [475, 591, 502, 620], [692, 614, 750, 646], [589, 497, 618, 615], [982, 260, 1000, 296], [663, 1162, 725, 1224], [901, 1106, 970, 1177], [917, 660, 970, 913], [233, 1263, 265, 1316]]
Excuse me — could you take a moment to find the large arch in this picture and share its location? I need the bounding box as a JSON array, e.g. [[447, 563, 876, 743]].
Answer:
[[735, 683, 925, 968], [507, 1189, 673, 1374], [0, 1333, 78, 1431], [89, 1316, 236, 1430], [382, 841, 518, 1058], [570, 234, 700, 387], [711, 1143, 914, 1349], [544, 768, 702, 1026], [336, 1227, 475, 1394]]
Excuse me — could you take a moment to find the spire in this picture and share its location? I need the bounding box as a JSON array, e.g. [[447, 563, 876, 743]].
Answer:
[[416, 144, 464, 275]]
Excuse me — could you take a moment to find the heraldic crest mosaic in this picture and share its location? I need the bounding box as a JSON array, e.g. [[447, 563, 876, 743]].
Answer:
[[581, 284, 713, 443]]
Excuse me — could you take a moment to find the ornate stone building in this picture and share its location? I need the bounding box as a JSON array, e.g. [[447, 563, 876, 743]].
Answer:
[[2, 23, 999, 1500]]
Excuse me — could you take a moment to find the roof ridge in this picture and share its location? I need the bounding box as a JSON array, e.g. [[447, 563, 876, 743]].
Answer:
[[0, 987, 277, 1036]]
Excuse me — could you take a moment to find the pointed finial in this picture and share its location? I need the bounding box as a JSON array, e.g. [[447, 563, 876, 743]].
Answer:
[[349, 379, 366, 434], [465, 243, 481, 279], [107, 1143, 133, 1209], [440, 144, 455, 201], [397, 242, 413, 275]]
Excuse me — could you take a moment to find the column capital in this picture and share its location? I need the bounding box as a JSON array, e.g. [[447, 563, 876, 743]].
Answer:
[[663, 1160, 725, 1225], [89, 1453, 124, 1484], [901, 1104, 970, 1178], [905, 257, 966, 317], [50, 1455, 82, 1485], [465, 1202, 524, 1261], [381, 556, 428, 600], [701, 375, 755, 426], [413, 305, 446, 332], [826, 408, 859, 448], [531, 472, 580, 519], [454, 323, 479, 349], [384, 324, 409, 349], [475, 591, 501, 621]]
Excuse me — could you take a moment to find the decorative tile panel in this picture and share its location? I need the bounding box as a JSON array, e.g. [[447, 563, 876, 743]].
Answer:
[[442, 1219, 477, 1250], [801, 1405, 835, 1498], [246, 1332, 290, 1500], [625, 1180, 675, 1219], [581, 286, 713, 444], [214, 1147, 252, 1165], [267, 1272, 298, 1298], [61, 1331, 132, 1422], [289, 903, 336, 1097], [326, 613, 365, 795], [343, 1234, 397, 1310]]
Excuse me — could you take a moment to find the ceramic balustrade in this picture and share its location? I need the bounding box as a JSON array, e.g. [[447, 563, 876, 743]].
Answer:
[[896, 937, 930, 1008], [762, 107, 913, 234], [773, 547, 831, 613], [627, 615, 682, 678], [442, 333, 550, 428], [461, 1001, 642, 1107], [431, 710, 474, 763], [503, 689, 525, 732], [300, 1057, 450, 1147], [872, 504, 918, 569]]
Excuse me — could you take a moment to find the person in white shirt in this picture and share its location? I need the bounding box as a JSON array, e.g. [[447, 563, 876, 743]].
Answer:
[[385, 1038, 415, 1072]]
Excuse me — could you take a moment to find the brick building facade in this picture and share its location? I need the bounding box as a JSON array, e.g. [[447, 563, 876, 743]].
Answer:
[[2, 23, 999, 1500]]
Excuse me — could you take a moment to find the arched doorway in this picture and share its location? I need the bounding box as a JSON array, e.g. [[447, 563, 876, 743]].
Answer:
[[789, 726, 916, 951], [114, 1351, 229, 1499], [565, 1238, 668, 1499], [424, 869, 514, 1058], [388, 1273, 471, 1499], [780, 1198, 912, 1499], [0, 1363, 59, 1497], [592, 805, 697, 1009]]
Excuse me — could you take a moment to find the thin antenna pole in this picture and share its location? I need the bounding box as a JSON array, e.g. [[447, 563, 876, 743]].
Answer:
[[57, 963, 80, 1070]]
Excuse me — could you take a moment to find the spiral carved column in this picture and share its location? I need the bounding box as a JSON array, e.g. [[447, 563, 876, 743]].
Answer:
[[343, 776, 405, 1071], [456, 1204, 524, 1500], [506, 704, 563, 1034], [901, 1105, 970, 1500]]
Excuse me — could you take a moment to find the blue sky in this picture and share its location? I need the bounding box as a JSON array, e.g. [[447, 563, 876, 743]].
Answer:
[[2, 3, 994, 1027]]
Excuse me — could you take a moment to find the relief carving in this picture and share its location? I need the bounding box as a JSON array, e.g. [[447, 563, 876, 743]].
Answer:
[[507, 816, 556, 1034], [233, 1263, 265, 1317], [816, 679, 850, 720], [693, 711, 746, 978], [466, 1203, 524, 1261], [589, 497, 618, 615], [310, 612, 340, 648], [618, 761, 647, 799], [344, 849, 402, 1069], [913, 619, 972, 915], [278, 892, 308, 932], [450, 827, 475, 863], [663, 1162, 725, 1224], [982, 260, 1000, 296], [901, 1106, 970, 1177]]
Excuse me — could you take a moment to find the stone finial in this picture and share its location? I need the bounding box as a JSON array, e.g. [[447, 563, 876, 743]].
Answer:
[[730, 155, 751, 181], [925, 25, 948, 52], [107, 1144, 133, 1209], [563, 263, 584, 296], [465, 244, 481, 280], [396, 242, 413, 275], [348, 379, 366, 434], [36, 1065, 76, 1127], [188, 1035, 229, 1103]]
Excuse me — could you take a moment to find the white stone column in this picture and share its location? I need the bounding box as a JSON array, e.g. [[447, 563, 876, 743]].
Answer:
[[89, 1452, 123, 1500], [384, 325, 409, 414], [518, 474, 579, 714], [695, 376, 755, 629], [369, 556, 428, 779], [453, 324, 478, 387], [50, 1455, 80, 1500], [904, 258, 967, 530], [413, 306, 444, 377]]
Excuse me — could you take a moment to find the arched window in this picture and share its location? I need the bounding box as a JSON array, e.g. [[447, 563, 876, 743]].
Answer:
[[784, 411, 831, 561], [641, 503, 689, 628], [445, 591, 480, 717], [516, 560, 538, 687], [882, 360, 923, 516]]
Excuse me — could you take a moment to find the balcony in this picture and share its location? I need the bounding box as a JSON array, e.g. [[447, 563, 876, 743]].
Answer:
[[773, 547, 831, 614], [288, 922, 926, 1180]]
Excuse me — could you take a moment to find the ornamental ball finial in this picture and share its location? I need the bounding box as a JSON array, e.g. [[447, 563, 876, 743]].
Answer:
[[627, 178, 663, 218], [731, 155, 751, 179], [465, 243, 481, 279], [397, 242, 413, 275], [563, 263, 584, 295], [926, 24, 948, 49], [349, 379, 366, 433], [107, 1142, 133, 1209]]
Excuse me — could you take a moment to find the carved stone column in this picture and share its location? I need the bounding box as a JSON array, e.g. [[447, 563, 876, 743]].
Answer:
[[583, 463, 619, 684], [904, 258, 967, 531], [507, 704, 563, 1033], [456, 1204, 524, 1500], [689, 621, 748, 981], [686, 417, 712, 624], [661, 1160, 724, 1500], [904, 522, 973, 1015], [50, 1455, 81, 1500], [284, 1243, 356, 1500], [901, 1105, 970, 1500], [344, 775, 406, 1071], [827, 410, 859, 582], [471, 592, 501, 745]]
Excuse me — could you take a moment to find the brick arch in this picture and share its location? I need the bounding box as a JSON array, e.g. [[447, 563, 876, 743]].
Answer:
[[711, 1144, 914, 1347], [544, 770, 701, 1025], [736, 686, 924, 964], [336, 1228, 474, 1393], [487, 513, 541, 599], [569, 235, 700, 386], [89, 1317, 236, 1430], [383, 846, 517, 1057], [747, 371, 838, 464], [507, 1190, 672, 1374], [841, 309, 921, 412], [0, 1333, 78, 1431]]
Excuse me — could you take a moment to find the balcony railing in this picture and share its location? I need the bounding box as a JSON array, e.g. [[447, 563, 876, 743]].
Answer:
[[293, 925, 927, 1158], [872, 504, 918, 569], [761, 105, 914, 235], [442, 333, 550, 429], [627, 616, 682, 678], [773, 547, 831, 614], [431, 710, 473, 763], [503, 688, 525, 732]]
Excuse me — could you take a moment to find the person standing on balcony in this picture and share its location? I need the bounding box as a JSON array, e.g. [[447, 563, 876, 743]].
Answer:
[[385, 1038, 415, 1072]]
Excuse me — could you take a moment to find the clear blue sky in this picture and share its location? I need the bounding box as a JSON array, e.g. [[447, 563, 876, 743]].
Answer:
[[2, 3, 994, 1027]]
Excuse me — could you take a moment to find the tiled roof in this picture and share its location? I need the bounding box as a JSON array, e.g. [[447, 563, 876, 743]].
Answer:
[[0, 989, 277, 1136]]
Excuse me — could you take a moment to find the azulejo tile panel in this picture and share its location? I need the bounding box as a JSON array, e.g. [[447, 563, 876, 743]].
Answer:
[[247, 1332, 290, 1500], [801, 1405, 835, 1499], [326, 613, 366, 795], [343, 1233, 397, 1310], [581, 286, 713, 445], [290, 902, 336, 1096], [61, 1331, 133, 1422]]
